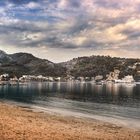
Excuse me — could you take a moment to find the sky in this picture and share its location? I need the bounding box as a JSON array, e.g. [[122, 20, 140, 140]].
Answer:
[[0, 0, 140, 62]]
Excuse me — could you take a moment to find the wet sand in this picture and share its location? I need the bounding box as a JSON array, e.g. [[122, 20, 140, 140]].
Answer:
[[0, 102, 140, 140]]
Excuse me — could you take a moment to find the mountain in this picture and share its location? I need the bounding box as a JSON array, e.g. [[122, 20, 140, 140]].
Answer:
[[0, 50, 66, 77], [60, 55, 140, 79], [0, 50, 12, 63], [0, 50, 139, 78]]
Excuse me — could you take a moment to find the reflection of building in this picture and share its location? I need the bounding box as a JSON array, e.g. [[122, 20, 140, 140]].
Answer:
[[122, 84, 136, 96]]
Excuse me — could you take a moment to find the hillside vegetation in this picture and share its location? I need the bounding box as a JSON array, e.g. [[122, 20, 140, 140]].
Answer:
[[0, 50, 139, 78], [61, 56, 140, 79]]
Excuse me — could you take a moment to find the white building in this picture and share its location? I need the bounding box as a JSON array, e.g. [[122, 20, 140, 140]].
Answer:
[[95, 75, 103, 82], [10, 76, 18, 82], [48, 77, 54, 82], [122, 75, 134, 83], [54, 77, 61, 81], [106, 69, 120, 82], [0, 74, 9, 81], [76, 77, 85, 82]]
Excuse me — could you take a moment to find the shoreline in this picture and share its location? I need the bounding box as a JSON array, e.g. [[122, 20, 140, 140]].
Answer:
[[0, 101, 140, 140], [2, 99, 140, 130]]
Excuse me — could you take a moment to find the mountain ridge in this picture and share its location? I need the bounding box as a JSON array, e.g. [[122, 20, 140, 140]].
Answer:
[[0, 50, 66, 77], [0, 50, 139, 78]]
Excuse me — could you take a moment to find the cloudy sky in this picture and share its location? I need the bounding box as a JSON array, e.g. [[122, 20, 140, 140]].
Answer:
[[0, 0, 140, 62]]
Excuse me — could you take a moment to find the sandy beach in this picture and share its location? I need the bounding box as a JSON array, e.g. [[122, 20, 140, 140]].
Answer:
[[0, 102, 139, 140]]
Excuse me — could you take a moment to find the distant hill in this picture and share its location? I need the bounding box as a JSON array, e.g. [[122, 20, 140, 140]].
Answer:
[[0, 50, 12, 63], [0, 50, 139, 78], [60, 56, 140, 79], [0, 50, 66, 77]]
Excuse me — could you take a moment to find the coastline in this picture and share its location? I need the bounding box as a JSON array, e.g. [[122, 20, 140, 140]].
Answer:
[[0, 101, 140, 140]]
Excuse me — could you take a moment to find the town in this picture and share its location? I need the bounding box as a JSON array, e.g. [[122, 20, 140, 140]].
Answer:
[[0, 69, 139, 85]]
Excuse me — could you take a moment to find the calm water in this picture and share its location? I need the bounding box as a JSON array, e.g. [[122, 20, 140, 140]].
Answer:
[[0, 82, 140, 128]]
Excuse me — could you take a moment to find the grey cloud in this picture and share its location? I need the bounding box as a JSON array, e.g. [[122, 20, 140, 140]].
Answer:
[[122, 29, 140, 39], [0, 0, 139, 58], [68, 0, 81, 8], [94, 0, 122, 9], [7, 0, 39, 5], [0, 24, 40, 33]]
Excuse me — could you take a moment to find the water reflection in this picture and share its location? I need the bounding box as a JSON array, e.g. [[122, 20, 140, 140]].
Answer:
[[0, 82, 139, 107]]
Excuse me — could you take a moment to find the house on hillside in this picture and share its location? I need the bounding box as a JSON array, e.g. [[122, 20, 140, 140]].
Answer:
[[95, 75, 103, 82], [54, 77, 61, 81], [106, 69, 120, 82], [10, 76, 18, 82], [122, 75, 135, 83], [0, 74, 9, 81]]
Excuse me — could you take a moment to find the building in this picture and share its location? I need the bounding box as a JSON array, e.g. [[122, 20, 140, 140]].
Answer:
[[95, 75, 103, 82], [134, 71, 140, 82], [106, 69, 120, 82], [0, 74, 9, 81], [77, 77, 85, 82], [10, 76, 18, 82], [122, 75, 135, 83]]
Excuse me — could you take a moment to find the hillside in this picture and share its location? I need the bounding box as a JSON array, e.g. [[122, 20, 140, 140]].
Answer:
[[0, 50, 139, 78], [0, 50, 66, 77], [60, 56, 140, 79]]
